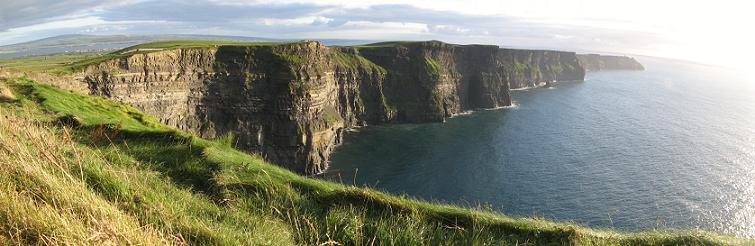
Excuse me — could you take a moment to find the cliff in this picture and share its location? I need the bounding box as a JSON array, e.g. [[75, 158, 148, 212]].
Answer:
[[80, 42, 347, 174], [355, 41, 511, 122], [577, 54, 644, 71], [65, 40, 588, 174], [3, 77, 737, 245], [499, 49, 585, 89]]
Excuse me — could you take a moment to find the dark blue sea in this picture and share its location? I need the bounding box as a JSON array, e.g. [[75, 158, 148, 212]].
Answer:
[[326, 57, 755, 237]]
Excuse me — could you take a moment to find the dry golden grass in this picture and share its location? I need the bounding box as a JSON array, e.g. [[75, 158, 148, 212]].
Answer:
[[0, 108, 170, 245], [0, 77, 749, 245], [0, 80, 15, 101]]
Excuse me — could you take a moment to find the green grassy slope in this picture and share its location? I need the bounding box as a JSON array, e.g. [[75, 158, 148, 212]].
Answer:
[[0, 41, 752, 245], [0, 40, 293, 75], [64, 40, 294, 74], [0, 40, 436, 75], [0, 78, 748, 245], [0, 52, 106, 74], [118, 40, 288, 51]]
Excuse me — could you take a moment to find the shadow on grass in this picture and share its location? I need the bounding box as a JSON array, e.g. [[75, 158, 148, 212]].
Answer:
[[73, 127, 222, 197], [0, 98, 16, 103], [9, 80, 222, 198]]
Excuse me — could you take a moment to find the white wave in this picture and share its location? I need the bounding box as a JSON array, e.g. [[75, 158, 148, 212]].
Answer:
[[511, 81, 556, 91], [483, 103, 518, 111], [450, 110, 475, 117], [345, 125, 366, 133], [448, 103, 518, 119], [511, 86, 534, 91]]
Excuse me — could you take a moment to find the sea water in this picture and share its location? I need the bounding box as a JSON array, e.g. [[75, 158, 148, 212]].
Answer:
[[326, 57, 755, 237]]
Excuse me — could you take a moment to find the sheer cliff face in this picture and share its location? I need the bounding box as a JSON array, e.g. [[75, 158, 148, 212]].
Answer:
[[577, 54, 645, 71], [74, 41, 584, 174], [82, 42, 345, 174], [499, 49, 585, 89], [358, 42, 511, 122]]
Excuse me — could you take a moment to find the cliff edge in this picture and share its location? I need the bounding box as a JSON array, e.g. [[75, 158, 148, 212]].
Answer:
[[43, 40, 641, 174]]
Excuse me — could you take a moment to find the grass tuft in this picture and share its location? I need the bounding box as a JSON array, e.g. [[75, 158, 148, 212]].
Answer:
[[0, 79, 16, 102]]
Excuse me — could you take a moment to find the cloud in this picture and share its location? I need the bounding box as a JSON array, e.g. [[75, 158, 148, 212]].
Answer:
[[0, 0, 121, 31], [0, 0, 667, 56], [100, 0, 332, 22]]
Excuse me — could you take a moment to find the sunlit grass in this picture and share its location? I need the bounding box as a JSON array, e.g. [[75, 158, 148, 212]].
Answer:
[[0, 52, 107, 74], [0, 74, 750, 245]]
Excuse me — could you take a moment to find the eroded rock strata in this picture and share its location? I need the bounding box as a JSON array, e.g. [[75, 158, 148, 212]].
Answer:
[[69, 41, 596, 174]]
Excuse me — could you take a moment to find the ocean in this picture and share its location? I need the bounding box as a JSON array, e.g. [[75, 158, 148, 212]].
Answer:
[[325, 57, 755, 237]]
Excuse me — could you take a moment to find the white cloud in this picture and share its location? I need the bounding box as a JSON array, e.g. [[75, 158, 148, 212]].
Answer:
[[256, 16, 334, 26], [0, 0, 753, 68], [6, 17, 107, 32]]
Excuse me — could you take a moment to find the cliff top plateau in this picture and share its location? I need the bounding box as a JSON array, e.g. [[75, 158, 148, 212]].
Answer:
[[0, 40, 738, 245]]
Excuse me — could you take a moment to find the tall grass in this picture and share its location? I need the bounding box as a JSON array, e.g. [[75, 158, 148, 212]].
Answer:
[[0, 77, 750, 245], [0, 79, 15, 102], [0, 108, 168, 245]]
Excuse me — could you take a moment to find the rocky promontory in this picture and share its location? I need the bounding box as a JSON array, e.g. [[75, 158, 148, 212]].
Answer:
[[55, 40, 640, 174]]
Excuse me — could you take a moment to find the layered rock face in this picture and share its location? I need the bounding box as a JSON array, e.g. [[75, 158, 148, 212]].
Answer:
[[577, 54, 644, 71], [81, 43, 348, 174], [498, 49, 585, 89], [71, 41, 589, 174], [357, 41, 511, 122]]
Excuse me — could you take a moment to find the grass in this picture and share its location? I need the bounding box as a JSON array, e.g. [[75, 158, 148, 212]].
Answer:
[[322, 106, 344, 126], [548, 63, 564, 73], [58, 40, 294, 74], [0, 52, 107, 74], [0, 40, 433, 75], [273, 51, 306, 65], [0, 66, 752, 244], [332, 50, 387, 74], [119, 40, 288, 52], [514, 62, 530, 72], [424, 56, 442, 78], [0, 78, 15, 102]]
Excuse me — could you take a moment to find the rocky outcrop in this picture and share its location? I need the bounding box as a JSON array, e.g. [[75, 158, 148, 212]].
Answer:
[[64, 41, 595, 174], [577, 54, 644, 71], [499, 49, 585, 89]]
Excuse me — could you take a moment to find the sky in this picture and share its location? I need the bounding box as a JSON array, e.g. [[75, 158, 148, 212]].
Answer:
[[0, 0, 753, 69]]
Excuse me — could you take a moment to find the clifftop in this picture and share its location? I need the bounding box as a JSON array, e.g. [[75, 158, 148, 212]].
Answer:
[[68, 40, 520, 173], [1, 40, 643, 174], [0, 40, 739, 245], [63, 40, 304, 73], [0, 76, 741, 245]]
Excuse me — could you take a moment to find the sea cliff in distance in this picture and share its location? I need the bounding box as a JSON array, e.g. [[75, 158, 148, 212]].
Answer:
[[2, 39, 642, 174], [578, 54, 645, 71], [1, 37, 750, 245]]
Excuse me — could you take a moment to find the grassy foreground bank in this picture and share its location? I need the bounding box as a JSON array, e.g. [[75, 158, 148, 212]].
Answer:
[[0, 77, 750, 244]]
